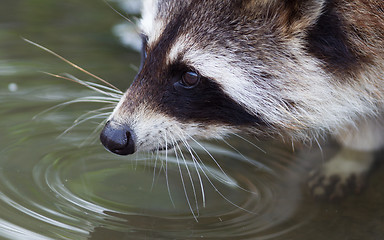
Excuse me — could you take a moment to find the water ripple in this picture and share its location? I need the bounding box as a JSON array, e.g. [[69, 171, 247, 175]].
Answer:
[[0, 135, 315, 239]]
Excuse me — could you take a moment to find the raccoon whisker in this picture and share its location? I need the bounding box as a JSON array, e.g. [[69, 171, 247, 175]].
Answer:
[[72, 97, 119, 103], [187, 135, 232, 184], [163, 131, 175, 208], [188, 144, 254, 214], [170, 134, 198, 221], [189, 138, 258, 195], [231, 133, 266, 154], [157, 146, 167, 185], [72, 107, 114, 144], [104, 0, 136, 26], [33, 98, 116, 120], [64, 74, 123, 99], [42, 71, 84, 84], [78, 81, 123, 96], [133, 150, 138, 171], [51, 96, 118, 111], [173, 133, 200, 216], [55, 97, 116, 108], [74, 106, 115, 124], [183, 142, 206, 208], [65, 76, 123, 97], [221, 138, 259, 166], [58, 112, 111, 138], [80, 117, 109, 146], [175, 131, 206, 208], [41, 72, 123, 98], [150, 139, 162, 191], [221, 138, 270, 175], [77, 96, 120, 103], [23, 38, 120, 92], [150, 151, 157, 191]]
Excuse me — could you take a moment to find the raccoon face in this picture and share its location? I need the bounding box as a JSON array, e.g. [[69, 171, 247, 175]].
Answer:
[[100, 0, 377, 155], [101, 0, 271, 154]]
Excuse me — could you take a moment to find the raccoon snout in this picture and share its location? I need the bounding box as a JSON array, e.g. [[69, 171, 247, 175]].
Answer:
[[100, 121, 136, 155]]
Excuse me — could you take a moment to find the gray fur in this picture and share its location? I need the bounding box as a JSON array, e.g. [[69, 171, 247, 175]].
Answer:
[[103, 0, 384, 197]]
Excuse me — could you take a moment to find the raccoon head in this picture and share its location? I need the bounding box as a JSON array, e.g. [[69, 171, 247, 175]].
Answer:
[[100, 0, 367, 155]]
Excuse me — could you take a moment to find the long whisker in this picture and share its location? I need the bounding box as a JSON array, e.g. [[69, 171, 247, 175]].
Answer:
[[38, 73, 121, 104], [58, 112, 111, 138], [220, 139, 270, 172], [186, 135, 232, 183], [188, 138, 260, 193], [222, 138, 249, 161], [74, 106, 115, 124], [150, 139, 162, 191], [179, 132, 255, 213], [72, 106, 115, 143], [64, 74, 123, 98], [104, 0, 136, 25], [188, 144, 255, 214], [71, 96, 119, 103], [23, 38, 120, 91], [170, 134, 198, 222], [82, 81, 123, 96], [33, 96, 118, 120], [175, 130, 206, 208], [164, 131, 175, 208], [173, 132, 200, 217], [182, 141, 206, 208], [41, 72, 123, 98], [80, 117, 109, 146], [231, 133, 266, 154]]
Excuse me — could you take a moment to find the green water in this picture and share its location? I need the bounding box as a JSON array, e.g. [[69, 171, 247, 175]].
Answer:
[[1, 0, 384, 239]]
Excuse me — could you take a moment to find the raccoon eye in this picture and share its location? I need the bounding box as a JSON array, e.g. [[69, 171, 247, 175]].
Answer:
[[180, 71, 200, 88]]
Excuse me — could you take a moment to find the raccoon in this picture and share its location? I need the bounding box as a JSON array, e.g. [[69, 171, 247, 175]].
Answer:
[[100, 0, 384, 198]]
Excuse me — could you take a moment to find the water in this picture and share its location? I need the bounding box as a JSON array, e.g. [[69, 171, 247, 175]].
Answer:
[[1, 0, 384, 239]]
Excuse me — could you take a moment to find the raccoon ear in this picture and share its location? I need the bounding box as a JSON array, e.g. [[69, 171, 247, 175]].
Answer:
[[276, 0, 326, 35], [242, 0, 325, 34]]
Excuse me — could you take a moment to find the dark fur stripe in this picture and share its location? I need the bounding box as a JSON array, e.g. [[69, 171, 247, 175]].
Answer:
[[306, 0, 362, 77], [161, 66, 265, 126]]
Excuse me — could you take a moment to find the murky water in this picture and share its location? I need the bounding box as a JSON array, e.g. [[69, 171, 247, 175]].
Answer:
[[1, 0, 384, 239]]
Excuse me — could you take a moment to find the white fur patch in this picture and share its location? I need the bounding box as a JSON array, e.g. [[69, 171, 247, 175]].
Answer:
[[111, 105, 235, 152], [140, 0, 165, 46]]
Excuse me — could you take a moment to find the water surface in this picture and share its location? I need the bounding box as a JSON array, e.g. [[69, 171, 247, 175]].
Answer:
[[1, 0, 384, 239]]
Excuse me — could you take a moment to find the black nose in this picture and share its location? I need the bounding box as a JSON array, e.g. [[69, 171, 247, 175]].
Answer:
[[100, 121, 136, 155]]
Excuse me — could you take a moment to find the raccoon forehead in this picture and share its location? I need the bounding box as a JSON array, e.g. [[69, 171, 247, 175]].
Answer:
[[140, 0, 163, 45], [140, 0, 192, 46]]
